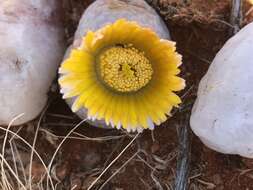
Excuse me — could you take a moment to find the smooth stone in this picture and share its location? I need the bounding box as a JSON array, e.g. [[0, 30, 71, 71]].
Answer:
[[0, 0, 65, 125], [190, 22, 253, 158]]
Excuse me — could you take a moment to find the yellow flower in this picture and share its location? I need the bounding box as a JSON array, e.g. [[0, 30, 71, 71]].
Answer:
[[59, 19, 185, 132]]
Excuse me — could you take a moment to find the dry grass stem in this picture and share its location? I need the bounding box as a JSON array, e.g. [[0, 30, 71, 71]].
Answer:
[[87, 133, 140, 190]]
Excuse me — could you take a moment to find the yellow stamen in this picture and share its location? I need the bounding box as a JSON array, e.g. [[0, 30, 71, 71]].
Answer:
[[98, 44, 153, 92]]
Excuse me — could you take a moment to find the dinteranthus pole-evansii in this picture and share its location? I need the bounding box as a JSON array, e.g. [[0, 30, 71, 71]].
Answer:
[[59, 0, 185, 132], [0, 1, 65, 125], [190, 22, 253, 158]]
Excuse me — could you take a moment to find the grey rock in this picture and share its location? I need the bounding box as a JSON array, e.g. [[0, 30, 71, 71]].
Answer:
[[190, 22, 253, 158]]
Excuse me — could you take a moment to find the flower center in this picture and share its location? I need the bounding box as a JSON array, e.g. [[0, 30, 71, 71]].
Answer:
[[98, 44, 153, 93]]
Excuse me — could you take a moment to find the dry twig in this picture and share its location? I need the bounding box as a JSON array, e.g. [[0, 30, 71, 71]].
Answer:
[[174, 114, 191, 190], [230, 0, 242, 35]]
